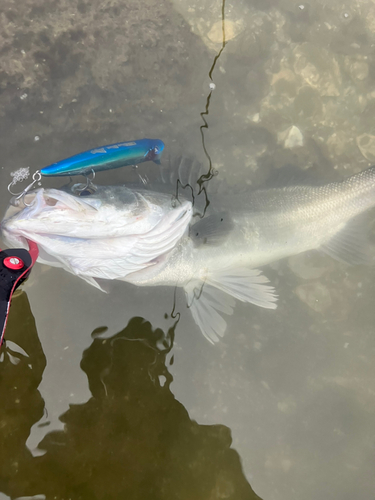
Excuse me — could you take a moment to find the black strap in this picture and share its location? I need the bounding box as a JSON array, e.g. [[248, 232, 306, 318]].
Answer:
[[0, 248, 33, 347]]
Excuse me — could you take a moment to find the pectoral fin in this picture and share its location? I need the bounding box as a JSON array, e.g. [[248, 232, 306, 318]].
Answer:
[[184, 268, 277, 343], [80, 275, 108, 293], [190, 213, 234, 246]]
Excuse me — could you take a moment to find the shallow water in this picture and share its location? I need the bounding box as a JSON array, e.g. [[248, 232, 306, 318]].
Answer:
[[1, 0, 375, 499]]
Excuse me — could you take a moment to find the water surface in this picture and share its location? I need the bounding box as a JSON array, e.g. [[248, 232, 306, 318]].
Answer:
[[1, 1, 375, 499]]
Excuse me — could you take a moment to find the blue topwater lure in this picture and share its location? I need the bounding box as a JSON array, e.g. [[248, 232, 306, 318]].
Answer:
[[40, 138, 165, 177], [8, 138, 165, 201]]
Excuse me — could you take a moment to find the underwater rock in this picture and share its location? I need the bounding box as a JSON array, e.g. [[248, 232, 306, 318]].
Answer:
[[207, 19, 244, 45], [350, 61, 369, 81], [295, 282, 332, 313], [293, 43, 342, 97], [326, 131, 357, 162], [259, 33, 373, 172], [0, 0, 212, 167], [293, 86, 323, 120], [356, 133, 375, 162], [288, 253, 332, 280], [271, 68, 299, 98], [343, 55, 369, 82], [169, 0, 246, 51]]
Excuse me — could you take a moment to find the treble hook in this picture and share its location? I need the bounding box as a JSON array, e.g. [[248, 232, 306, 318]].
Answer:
[[83, 169, 96, 189], [8, 171, 42, 201], [74, 169, 97, 195]]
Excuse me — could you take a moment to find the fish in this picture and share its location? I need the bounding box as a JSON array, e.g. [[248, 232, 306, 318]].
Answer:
[[2, 163, 375, 343], [40, 138, 165, 177]]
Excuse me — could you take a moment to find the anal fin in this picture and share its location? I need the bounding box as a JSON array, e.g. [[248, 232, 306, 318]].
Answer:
[[184, 284, 235, 343]]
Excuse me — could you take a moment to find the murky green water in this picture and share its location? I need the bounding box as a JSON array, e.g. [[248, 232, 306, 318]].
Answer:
[[1, 0, 375, 499]]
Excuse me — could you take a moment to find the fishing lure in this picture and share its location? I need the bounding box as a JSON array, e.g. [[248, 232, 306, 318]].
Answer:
[[8, 138, 165, 201], [40, 138, 165, 177]]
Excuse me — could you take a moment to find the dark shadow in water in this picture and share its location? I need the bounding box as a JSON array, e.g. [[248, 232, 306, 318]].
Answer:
[[0, 292, 262, 500]]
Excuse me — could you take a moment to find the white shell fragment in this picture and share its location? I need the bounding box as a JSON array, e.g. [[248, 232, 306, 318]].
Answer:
[[278, 125, 304, 149]]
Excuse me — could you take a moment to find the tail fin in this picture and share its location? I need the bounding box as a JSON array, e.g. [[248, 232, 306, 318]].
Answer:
[[184, 267, 277, 343]]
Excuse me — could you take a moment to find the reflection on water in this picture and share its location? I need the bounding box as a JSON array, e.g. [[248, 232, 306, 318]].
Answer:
[[0, 292, 260, 500]]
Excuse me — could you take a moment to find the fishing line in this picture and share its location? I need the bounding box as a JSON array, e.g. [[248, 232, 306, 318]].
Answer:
[[170, 284, 181, 326], [197, 0, 227, 216], [172, 77, 232, 330]]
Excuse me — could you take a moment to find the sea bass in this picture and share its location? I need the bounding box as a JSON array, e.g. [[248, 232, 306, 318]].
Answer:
[[2, 166, 375, 342]]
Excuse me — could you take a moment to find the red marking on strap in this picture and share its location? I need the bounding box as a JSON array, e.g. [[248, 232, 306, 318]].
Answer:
[[3, 256, 24, 270]]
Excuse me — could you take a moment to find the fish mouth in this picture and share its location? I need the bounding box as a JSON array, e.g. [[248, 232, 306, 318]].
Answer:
[[9, 188, 101, 214], [9, 191, 37, 209], [1, 187, 99, 245], [8, 190, 58, 211]]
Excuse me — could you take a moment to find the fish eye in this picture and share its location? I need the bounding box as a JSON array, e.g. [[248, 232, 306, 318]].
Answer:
[[154, 146, 159, 154], [45, 197, 58, 206]]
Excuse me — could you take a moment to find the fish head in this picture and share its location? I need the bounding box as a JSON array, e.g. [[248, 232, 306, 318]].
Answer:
[[1, 184, 192, 280], [2, 183, 191, 241]]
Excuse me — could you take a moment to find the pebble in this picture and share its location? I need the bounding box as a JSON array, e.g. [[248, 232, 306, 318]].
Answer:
[[295, 282, 332, 313], [207, 19, 243, 44], [278, 125, 304, 149]]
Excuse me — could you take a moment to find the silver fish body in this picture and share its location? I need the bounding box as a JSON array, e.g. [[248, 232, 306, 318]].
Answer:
[[123, 167, 375, 341], [2, 167, 375, 342], [127, 167, 375, 287]]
